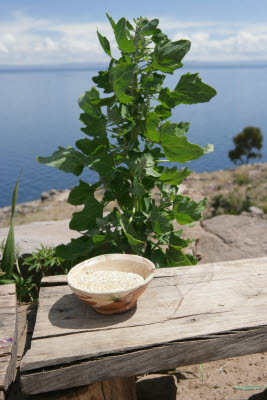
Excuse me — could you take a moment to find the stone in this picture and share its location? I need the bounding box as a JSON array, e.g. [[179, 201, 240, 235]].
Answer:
[[0, 220, 80, 257], [197, 215, 267, 264], [249, 206, 264, 215], [48, 189, 57, 196], [248, 389, 267, 400], [136, 374, 177, 400], [40, 192, 50, 201]]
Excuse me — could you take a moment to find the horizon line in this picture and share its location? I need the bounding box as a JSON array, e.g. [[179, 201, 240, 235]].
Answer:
[[1, 61, 267, 73]]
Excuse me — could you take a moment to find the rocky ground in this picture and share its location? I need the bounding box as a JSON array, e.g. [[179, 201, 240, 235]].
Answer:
[[0, 162, 267, 229]]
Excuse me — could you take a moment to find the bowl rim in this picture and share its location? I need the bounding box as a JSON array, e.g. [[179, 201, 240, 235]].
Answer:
[[67, 253, 155, 296]]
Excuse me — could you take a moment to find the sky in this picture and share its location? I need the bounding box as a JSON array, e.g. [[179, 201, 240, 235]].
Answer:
[[1, 0, 267, 66]]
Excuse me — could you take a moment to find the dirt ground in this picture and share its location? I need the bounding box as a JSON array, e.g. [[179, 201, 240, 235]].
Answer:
[[174, 352, 266, 400]]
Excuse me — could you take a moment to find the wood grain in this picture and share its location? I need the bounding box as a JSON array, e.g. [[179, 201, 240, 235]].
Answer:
[[0, 284, 17, 391], [32, 280, 182, 339], [21, 257, 267, 395], [32, 377, 136, 400]]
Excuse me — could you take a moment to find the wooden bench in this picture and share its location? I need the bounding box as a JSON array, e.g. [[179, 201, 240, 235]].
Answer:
[[21, 257, 267, 399], [0, 284, 17, 400]]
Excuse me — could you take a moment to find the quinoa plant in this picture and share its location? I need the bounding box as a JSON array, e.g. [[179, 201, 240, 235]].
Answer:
[[37, 15, 217, 267]]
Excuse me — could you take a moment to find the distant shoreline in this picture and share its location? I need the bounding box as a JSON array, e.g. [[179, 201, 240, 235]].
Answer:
[[1, 162, 266, 228], [1, 62, 267, 74]]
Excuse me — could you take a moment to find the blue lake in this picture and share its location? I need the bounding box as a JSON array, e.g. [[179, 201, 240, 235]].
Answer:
[[1, 66, 267, 207]]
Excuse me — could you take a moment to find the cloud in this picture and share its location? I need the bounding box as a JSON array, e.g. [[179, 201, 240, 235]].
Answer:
[[0, 14, 267, 65]]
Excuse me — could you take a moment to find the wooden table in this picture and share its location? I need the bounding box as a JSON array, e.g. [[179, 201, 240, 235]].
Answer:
[[21, 257, 267, 399], [0, 284, 17, 399]]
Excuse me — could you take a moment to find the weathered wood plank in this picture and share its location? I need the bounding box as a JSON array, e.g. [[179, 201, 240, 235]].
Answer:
[[41, 257, 267, 286], [0, 284, 17, 391], [32, 268, 266, 339], [33, 281, 182, 339], [30, 377, 136, 399], [20, 301, 267, 372], [21, 258, 267, 395], [41, 276, 67, 287], [21, 326, 267, 394]]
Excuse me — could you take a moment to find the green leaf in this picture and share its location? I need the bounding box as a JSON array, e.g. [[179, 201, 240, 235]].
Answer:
[[92, 71, 113, 93], [117, 213, 145, 251], [159, 73, 217, 107], [160, 122, 213, 163], [0, 279, 15, 284], [140, 72, 165, 91], [151, 248, 166, 268], [70, 194, 103, 231], [160, 166, 191, 185], [11, 175, 19, 219], [97, 30, 112, 57], [1, 221, 15, 279], [78, 88, 101, 115], [152, 40, 190, 73], [233, 386, 266, 391], [174, 73, 217, 104], [115, 18, 135, 53], [106, 13, 116, 31], [172, 195, 207, 225], [1, 176, 20, 279], [107, 104, 123, 124], [166, 245, 196, 267], [142, 153, 161, 177], [92, 235, 106, 244], [87, 150, 115, 179], [80, 113, 106, 138], [76, 137, 107, 156], [140, 19, 159, 36], [161, 121, 190, 137], [56, 237, 93, 260], [169, 230, 193, 248], [151, 208, 171, 235], [152, 31, 168, 44], [37, 146, 86, 176], [145, 112, 160, 142], [159, 87, 181, 108], [68, 180, 94, 205], [110, 63, 138, 103], [132, 178, 146, 196], [154, 105, 171, 121]]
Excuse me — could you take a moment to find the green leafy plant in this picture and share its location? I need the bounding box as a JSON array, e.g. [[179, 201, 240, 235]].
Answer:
[[1, 177, 20, 279], [37, 15, 217, 268], [229, 126, 263, 165], [0, 242, 72, 302], [23, 245, 71, 277]]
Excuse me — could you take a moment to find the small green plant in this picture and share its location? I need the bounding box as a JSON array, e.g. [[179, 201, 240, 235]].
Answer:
[[37, 15, 217, 268], [23, 245, 71, 277], [211, 189, 251, 216], [0, 243, 73, 302], [0, 240, 36, 302], [229, 126, 263, 165], [1, 177, 20, 279], [234, 172, 251, 186]]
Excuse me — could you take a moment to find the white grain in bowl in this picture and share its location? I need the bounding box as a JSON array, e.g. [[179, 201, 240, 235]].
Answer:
[[72, 270, 144, 293]]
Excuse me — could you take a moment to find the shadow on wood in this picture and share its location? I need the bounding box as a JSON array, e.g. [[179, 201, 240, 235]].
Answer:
[[27, 377, 136, 400], [48, 294, 137, 330]]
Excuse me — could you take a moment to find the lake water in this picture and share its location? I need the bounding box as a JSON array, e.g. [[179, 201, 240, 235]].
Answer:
[[1, 66, 267, 207]]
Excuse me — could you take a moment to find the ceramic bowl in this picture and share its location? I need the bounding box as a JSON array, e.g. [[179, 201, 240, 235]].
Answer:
[[67, 254, 155, 315]]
